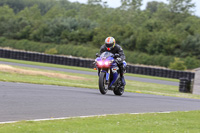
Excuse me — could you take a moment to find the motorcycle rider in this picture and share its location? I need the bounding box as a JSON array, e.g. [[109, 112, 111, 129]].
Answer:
[[100, 36, 126, 87]]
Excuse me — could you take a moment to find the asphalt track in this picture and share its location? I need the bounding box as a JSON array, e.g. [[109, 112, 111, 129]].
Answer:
[[0, 61, 179, 86], [0, 81, 200, 122]]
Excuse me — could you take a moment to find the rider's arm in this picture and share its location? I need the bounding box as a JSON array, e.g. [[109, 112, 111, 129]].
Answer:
[[118, 45, 125, 61], [100, 45, 105, 54]]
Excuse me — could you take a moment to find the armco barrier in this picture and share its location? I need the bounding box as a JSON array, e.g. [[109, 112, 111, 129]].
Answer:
[[0, 49, 94, 68], [126, 65, 194, 80], [0, 48, 195, 90]]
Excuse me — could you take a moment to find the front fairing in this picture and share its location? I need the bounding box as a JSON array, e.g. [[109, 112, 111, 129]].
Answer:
[[95, 56, 114, 69]]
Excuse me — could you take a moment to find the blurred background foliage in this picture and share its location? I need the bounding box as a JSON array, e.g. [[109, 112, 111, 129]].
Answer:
[[0, 0, 200, 70]]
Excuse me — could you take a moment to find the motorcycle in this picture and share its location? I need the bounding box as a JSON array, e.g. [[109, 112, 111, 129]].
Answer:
[[95, 52, 127, 96]]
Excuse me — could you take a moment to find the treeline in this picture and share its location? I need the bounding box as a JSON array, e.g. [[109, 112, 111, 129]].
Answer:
[[0, 0, 200, 69], [1, 37, 199, 69]]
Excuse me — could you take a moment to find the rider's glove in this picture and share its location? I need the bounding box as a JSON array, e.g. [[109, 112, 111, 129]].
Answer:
[[116, 57, 122, 62]]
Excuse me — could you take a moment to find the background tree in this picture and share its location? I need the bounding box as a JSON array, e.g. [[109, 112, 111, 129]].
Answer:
[[0, 0, 199, 69], [120, 0, 142, 11], [167, 0, 195, 14], [169, 58, 187, 70], [146, 1, 164, 14], [0, 5, 15, 36]]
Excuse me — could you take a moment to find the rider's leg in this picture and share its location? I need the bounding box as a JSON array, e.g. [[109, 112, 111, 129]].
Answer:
[[121, 75, 126, 86], [119, 63, 126, 86]]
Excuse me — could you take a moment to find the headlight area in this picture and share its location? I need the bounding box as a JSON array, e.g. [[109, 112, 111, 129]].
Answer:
[[96, 61, 111, 67]]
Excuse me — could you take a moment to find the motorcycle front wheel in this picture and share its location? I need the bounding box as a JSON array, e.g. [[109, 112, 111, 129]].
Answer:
[[99, 72, 108, 95]]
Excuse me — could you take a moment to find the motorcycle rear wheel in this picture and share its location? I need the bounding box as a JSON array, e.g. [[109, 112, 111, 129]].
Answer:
[[113, 86, 124, 96], [99, 72, 108, 95]]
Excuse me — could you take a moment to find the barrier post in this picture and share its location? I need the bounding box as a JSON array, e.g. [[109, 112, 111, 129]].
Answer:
[[192, 68, 200, 95], [179, 78, 191, 93]]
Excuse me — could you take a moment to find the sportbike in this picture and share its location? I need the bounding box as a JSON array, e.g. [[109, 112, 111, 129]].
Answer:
[[95, 52, 126, 96]]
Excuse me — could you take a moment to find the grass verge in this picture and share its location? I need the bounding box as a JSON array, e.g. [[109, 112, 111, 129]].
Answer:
[[0, 64, 199, 99], [0, 111, 200, 133], [0, 58, 179, 82]]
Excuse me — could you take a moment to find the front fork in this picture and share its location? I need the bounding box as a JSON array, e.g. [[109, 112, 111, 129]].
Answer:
[[98, 69, 110, 84], [98, 67, 120, 89]]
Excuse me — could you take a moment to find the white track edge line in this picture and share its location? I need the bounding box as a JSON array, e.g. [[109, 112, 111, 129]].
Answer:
[[0, 111, 188, 124]]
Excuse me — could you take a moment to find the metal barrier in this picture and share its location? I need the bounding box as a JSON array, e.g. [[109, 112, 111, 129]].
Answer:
[[126, 65, 194, 80]]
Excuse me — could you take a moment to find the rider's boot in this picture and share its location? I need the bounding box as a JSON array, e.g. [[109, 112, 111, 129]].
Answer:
[[120, 68, 126, 86], [119, 63, 126, 87]]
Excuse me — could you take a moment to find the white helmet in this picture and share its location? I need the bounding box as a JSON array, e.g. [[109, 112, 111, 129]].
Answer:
[[105, 37, 116, 50]]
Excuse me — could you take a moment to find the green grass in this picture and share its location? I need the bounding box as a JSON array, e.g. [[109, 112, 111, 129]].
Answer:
[[0, 69, 97, 89], [0, 111, 200, 133], [0, 64, 199, 99], [0, 59, 199, 132], [0, 58, 179, 82], [0, 58, 96, 72]]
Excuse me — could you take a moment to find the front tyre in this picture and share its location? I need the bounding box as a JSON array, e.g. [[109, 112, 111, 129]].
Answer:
[[99, 72, 108, 95]]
